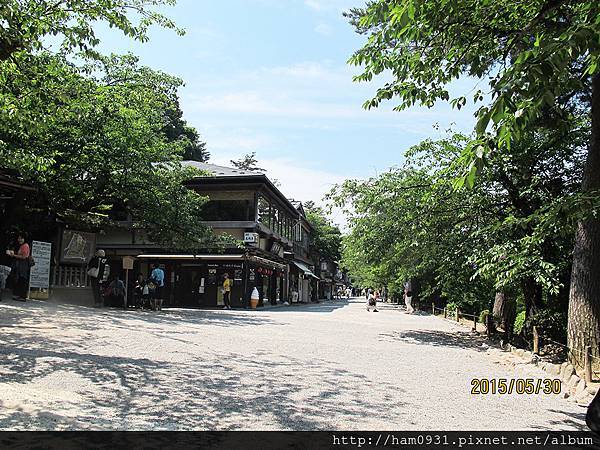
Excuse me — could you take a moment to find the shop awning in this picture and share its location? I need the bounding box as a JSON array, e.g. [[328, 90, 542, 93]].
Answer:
[[292, 261, 319, 280], [137, 254, 245, 260], [247, 255, 287, 271]]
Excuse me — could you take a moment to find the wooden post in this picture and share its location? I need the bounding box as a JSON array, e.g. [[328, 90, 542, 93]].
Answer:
[[456, 307, 460, 322], [585, 345, 593, 384], [444, 307, 447, 318], [432, 302, 435, 315], [532, 326, 539, 354], [473, 313, 477, 331]]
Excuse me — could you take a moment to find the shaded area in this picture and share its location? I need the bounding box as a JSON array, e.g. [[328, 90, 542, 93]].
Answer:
[[0, 300, 405, 431], [378, 329, 489, 352]]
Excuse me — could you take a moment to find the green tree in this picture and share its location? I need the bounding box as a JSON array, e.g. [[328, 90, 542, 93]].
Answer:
[[230, 152, 266, 173], [303, 201, 343, 263], [0, 53, 214, 248], [0, 0, 181, 61], [346, 0, 600, 366], [330, 129, 585, 334]]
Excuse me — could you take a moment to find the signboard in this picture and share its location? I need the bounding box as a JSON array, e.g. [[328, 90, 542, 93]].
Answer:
[[122, 256, 135, 270], [29, 241, 52, 299], [60, 230, 96, 264], [244, 232, 259, 244]]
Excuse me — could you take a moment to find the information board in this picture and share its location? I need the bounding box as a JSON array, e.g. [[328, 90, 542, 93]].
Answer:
[[29, 240, 52, 289]]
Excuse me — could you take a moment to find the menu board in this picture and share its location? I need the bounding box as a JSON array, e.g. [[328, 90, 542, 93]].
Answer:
[[29, 240, 52, 289]]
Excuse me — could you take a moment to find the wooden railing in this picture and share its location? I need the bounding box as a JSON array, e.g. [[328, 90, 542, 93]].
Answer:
[[51, 265, 90, 288], [432, 304, 479, 331]]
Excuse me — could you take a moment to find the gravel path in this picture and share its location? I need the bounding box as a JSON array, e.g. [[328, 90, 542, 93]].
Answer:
[[0, 297, 588, 430]]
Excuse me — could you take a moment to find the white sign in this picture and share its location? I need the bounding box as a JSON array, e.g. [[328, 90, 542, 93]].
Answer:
[[244, 232, 259, 244], [29, 241, 52, 289], [122, 256, 134, 270]]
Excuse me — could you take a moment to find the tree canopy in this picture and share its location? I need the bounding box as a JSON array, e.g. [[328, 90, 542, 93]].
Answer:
[[346, 0, 600, 369], [0, 0, 181, 62], [0, 51, 212, 248], [303, 201, 342, 263], [230, 152, 266, 173]]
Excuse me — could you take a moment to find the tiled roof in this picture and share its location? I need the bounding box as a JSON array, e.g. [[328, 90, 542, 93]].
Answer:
[[181, 161, 260, 177]]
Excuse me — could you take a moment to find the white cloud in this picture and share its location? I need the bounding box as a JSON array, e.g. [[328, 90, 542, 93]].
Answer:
[[303, 0, 352, 12], [314, 23, 333, 36], [211, 153, 348, 227]]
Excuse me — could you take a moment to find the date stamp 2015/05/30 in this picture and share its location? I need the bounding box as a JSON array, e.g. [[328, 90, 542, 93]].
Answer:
[[471, 378, 561, 395]]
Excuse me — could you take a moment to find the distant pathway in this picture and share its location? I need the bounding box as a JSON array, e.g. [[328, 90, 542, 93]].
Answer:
[[0, 298, 588, 430]]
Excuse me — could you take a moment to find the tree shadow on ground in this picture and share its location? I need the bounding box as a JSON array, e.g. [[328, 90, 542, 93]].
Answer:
[[0, 330, 407, 430], [0, 299, 281, 335], [263, 300, 350, 313], [530, 409, 591, 432], [377, 329, 490, 352]]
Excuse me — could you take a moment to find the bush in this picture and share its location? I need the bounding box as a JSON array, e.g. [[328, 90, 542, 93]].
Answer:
[[479, 309, 490, 324], [513, 311, 526, 336], [526, 309, 567, 344], [445, 302, 458, 313]]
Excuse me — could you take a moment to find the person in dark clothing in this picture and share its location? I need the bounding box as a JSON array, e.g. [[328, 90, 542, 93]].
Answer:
[[106, 275, 125, 308], [88, 249, 109, 307], [134, 273, 147, 309], [7, 234, 30, 301]]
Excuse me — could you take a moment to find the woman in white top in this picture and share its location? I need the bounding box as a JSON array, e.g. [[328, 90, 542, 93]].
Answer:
[[404, 290, 414, 314]]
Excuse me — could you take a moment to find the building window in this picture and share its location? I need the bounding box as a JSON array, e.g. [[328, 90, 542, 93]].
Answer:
[[200, 200, 255, 221], [258, 195, 271, 228], [272, 207, 279, 235]]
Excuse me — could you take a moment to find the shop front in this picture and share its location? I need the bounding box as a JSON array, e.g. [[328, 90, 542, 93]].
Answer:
[[136, 253, 286, 308], [291, 260, 319, 303]]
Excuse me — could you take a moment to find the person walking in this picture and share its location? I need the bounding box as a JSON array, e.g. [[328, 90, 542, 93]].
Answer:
[[88, 249, 109, 307], [150, 263, 165, 311], [404, 289, 414, 314], [7, 234, 31, 302], [222, 272, 232, 309]]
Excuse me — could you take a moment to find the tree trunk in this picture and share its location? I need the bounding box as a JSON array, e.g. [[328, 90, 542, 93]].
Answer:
[[521, 277, 542, 319], [568, 73, 600, 368], [493, 291, 517, 342]]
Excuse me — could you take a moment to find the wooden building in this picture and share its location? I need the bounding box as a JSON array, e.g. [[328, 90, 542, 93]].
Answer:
[[96, 163, 304, 308]]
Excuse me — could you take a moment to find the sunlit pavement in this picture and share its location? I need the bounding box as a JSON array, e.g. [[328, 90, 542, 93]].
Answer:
[[0, 297, 587, 430]]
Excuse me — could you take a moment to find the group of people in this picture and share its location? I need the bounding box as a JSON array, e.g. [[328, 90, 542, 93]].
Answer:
[[362, 286, 414, 314], [132, 266, 165, 311], [1, 233, 33, 302], [87, 249, 165, 310]]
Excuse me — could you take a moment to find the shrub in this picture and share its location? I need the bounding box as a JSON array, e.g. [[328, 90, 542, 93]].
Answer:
[[445, 302, 458, 313], [513, 311, 526, 336], [526, 309, 567, 344], [479, 309, 490, 324]]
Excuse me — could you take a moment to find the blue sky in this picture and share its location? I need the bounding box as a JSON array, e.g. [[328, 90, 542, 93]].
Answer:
[[95, 0, 481, 218]]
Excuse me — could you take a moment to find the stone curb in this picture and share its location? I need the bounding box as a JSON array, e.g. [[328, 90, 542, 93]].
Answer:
[[504, 343, 598, 406]]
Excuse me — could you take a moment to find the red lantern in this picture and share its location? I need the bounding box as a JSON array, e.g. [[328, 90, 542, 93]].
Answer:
[[257, 268, 262, 274]]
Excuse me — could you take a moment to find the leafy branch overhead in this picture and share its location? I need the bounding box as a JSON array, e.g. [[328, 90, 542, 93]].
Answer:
[[0, 0, 183, 62]]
